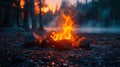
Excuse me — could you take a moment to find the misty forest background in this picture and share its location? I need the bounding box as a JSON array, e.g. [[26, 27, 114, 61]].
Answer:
[[0, 0, 120, 32]]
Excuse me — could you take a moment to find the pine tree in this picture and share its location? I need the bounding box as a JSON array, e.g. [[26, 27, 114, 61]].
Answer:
[[23, 0, 29, 30], [39, 0, 47, 31], [0, 0, 16, 28]]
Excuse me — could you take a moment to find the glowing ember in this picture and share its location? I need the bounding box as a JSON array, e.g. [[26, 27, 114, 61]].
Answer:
[[13, 3, 16, 7], [50, 13, 76, 46], [20, 0, 25, 9]]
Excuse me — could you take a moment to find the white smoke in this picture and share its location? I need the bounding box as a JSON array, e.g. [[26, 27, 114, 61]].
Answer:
[[44, 16, 61, 31]]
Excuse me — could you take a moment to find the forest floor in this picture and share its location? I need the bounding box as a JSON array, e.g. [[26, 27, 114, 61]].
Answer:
[[0, 30, 120, 67]]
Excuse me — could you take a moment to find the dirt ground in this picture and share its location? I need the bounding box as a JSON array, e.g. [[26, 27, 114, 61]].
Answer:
[[0, 32, 120, 67]]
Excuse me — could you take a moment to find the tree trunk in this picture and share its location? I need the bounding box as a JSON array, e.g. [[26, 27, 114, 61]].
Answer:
[[39, 0, 44, 31], [23, 1, 29, 30], [16, 0, 21, 27], [0, 2, 14, 28], [30, 0, 37, 29]]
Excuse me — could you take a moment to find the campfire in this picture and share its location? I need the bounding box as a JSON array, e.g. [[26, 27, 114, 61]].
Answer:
[[50, 13, 75, 45], [33, 13, 90, 50]]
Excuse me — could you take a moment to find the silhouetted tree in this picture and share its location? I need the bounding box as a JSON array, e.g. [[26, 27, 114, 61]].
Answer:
[[30, 0, 37, 29], [16, 0, 21, 27], [23, 0, 29, 30], [0, 0, 16, 28], [39, 0, 47, 31]]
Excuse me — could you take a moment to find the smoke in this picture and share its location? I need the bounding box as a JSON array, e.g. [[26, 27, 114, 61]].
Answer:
[[79, 19, 120, 33], [45, 16, 120, 33], [76, 27, 120, 33], [78, 8, 120, 33], [44, 8, 120, 33], [44, 16, 60, 31]]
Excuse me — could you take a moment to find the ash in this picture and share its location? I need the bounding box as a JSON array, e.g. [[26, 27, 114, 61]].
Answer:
[[0, 31, 120, 67]]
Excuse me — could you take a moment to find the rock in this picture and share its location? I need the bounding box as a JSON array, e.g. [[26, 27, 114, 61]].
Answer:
[[39, 61, 45, 66], [79, 37, 90, 49], [39, 61, 45, 65], [41, 38, 52, 48], [24, 33, 35, 44], [23, 33, 37, 48], [79, 40, 90, 48], [23, 60, 36, 67], [12, 56, 25, 64], [23, 33, 41, 48]]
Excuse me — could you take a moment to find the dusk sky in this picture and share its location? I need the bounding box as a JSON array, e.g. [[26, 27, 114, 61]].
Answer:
[[46, 0, 78, 7], [45, 0, 91, 12]]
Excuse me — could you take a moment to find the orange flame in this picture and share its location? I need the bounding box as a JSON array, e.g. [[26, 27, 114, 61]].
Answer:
[[20, 0, 25, 9], [50, 13, 75, 42], [34, 0, 40, 14]]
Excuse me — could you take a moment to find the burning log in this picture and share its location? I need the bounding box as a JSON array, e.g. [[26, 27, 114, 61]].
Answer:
[[33, 32, 72, 50], [53, 39, 72, 50], [33, 32, 90, 50], [41, 37, 54, 48], [40, 36, 72, 50]]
